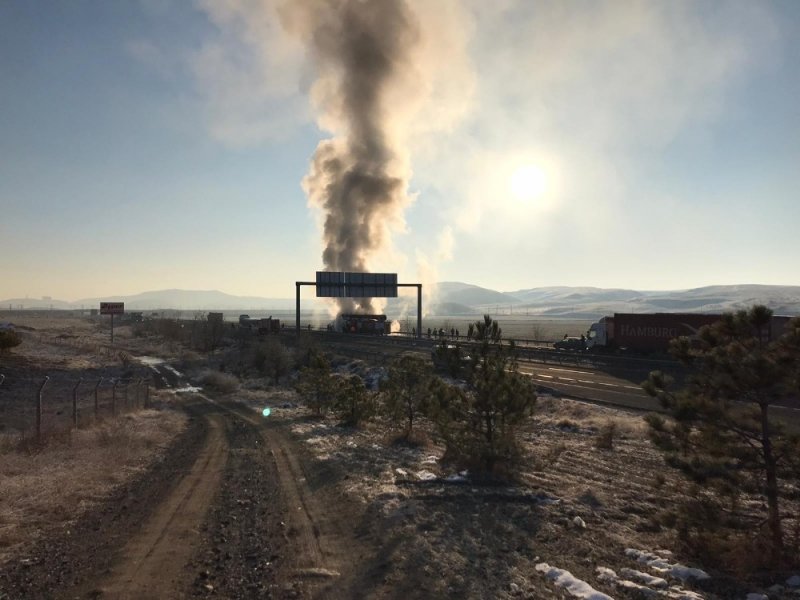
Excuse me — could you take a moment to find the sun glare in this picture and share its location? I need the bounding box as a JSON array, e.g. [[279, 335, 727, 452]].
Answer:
[[510, 164, 548, 201]]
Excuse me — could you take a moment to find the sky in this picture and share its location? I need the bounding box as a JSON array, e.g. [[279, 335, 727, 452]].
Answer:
[[1, 0, 799, 302]]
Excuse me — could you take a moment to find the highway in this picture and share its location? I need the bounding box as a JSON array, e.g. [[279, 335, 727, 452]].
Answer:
[[306, 330, 665, 412], [517, 362, 660, 412], [304, 331, 800, 425]]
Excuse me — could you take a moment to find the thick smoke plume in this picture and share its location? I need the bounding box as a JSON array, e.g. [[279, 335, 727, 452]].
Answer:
[[281, 0, 422, 314]]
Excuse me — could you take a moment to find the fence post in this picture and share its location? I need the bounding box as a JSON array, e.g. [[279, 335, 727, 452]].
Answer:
[[136, 378, 143, 410], [37, 376, 49, 441], [112, 381, 118, 417], [72, 378, 82, 429], [94, 378, 102, 419]]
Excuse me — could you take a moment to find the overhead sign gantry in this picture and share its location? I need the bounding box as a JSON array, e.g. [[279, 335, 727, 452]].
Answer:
[[295, 272, 422, 338]]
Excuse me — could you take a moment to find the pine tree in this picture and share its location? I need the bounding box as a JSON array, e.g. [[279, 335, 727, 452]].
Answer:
[[432, 335, 536, 476], [295, 351, 335, 416], [381, 354, 434, 437], [470, 314, 502, 343], [644, 306, 800, 563]]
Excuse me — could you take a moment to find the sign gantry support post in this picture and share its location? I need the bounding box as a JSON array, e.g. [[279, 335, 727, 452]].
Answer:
[[295, 273, 422, 338]]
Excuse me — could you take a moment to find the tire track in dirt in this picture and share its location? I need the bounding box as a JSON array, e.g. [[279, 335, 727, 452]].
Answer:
[[89, 411, 228, 599], [210, 400, 347, 597]]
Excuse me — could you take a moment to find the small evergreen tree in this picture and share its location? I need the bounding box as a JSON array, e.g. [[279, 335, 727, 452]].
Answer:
[[470, 314, 502, 343], [644, 306, 800, 564], [431, 339, 465, 377], [381, 354, 434, 437], [333, 375, 375, 426], [432, 337, 536, 476], [295, 351, 335, 416]]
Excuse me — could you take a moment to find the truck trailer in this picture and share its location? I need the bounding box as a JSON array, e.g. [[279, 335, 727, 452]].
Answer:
[[586, 312, 791, 354], [339, 314, 390, 335], [238, 314, 280, 334]]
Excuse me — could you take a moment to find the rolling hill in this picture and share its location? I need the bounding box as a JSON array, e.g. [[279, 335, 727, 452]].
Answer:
[[3, 283, 799, 317]]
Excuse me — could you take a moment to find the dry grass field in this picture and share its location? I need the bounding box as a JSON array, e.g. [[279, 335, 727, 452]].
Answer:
[[0, 314, 188, 565], [0, 406, 185, 562]]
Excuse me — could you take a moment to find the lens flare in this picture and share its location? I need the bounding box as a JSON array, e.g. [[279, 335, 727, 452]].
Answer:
[[262, 407, 272, 417]]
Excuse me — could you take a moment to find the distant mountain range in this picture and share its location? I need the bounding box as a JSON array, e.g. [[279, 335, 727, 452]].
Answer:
[[3, 283, 799, 319], [0, 289, 298, 311], [423, 282, 800, 318]]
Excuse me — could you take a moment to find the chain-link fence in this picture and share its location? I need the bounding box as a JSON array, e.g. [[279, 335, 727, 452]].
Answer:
[[0, 372, 151, 441]]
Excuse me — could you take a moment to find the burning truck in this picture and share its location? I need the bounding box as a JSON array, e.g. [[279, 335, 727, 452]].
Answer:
[[330, 314, 391, 335]]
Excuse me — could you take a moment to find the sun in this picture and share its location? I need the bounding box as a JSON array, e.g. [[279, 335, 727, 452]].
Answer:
[[509, 164, 548, 201]]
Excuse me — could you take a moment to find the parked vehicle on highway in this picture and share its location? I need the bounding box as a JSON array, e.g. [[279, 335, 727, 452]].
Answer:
[[554, 336, 586, 351], [238, 314, 280, 334], [585, 312, 792, 354]]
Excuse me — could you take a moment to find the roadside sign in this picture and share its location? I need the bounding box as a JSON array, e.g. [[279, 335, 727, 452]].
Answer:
[[100, 302, 125, 315]]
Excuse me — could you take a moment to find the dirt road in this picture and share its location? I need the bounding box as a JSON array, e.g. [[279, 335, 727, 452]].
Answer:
[[0, 392, 367, 600]]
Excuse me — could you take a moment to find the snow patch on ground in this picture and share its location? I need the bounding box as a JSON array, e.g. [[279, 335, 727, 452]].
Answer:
[[172, 385, 202, 393], [164, 365, 183, 377], [597, 566, 660, 598], [619, 568, 668, 588], [625, 548, 710, 582], [597, 548, 709, 600], [136, 356, 164, 366], [535, 563, 614, 600]]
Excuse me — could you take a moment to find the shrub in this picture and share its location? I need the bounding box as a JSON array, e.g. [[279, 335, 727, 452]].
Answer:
[[252, 338, 292, 384], [0, 330, 22, 352], [200, 370, 239, 393], [153, 319, 185, 342], [595, 420, 617, 450]]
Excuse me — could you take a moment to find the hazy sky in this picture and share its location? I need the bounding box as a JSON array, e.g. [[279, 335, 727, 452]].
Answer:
[[2, 0, 799, 301]]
